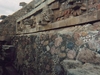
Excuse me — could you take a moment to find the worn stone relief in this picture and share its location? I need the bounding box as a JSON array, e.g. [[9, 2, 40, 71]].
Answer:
[[38, 6, 54, 25], [16, 0, 86, 33], [16, 0, 100, 34], [17, 21, 25, 31], [23, 16, 36, 28], [17, 16, 37, 33]]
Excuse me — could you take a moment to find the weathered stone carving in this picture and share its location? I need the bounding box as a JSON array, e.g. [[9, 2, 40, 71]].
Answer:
[[30, 16, 36, 28], [56, 0, 87, 21], [71, 2, 87, 16], [17, 21, 25, 31], [38, 6, 54, 25], [88, 0, 100, 13], [0, 15, 7, 20], [23, 16, 36, 28], [16, 0, 100, 34], [26, 6, 33, 13], [23, 19, 33, 25], [19, 2, 27, 7]]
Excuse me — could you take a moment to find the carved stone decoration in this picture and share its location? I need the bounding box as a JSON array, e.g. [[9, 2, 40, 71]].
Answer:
[[30, 16, 36, 28], [22, 16, 36, 28], [19, 2, 27, 7], [17, 21, 25, 31], [23, 19, 33, 25], [26, 6, 33, 13], [39, 6, 54, 25]]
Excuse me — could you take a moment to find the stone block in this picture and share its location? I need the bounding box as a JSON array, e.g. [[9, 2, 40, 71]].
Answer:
[[77, 48, 100, 64], [55, 36, 63, 47], [58, 53, 66, 58], [61, 60, 82, 69], [67, 63, 100, 75], [67, 50, 76, 59]]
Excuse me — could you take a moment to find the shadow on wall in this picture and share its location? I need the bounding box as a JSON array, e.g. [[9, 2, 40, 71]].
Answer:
[[0, 41, 18, 75]]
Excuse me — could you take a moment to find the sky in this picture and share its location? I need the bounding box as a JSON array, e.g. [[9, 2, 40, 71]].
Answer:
[[0, 0, 32, 16]]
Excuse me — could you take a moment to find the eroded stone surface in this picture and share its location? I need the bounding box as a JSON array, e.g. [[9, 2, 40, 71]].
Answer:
[[77, 48, 100, 64], [67, 63, 100, 75], [61, 60, 82, 69]]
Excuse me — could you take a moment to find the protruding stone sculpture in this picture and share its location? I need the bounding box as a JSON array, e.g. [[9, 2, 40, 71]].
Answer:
[[0, 15, 7, 20], [39, 6, 54, 25], [19, 2, 27, 7]]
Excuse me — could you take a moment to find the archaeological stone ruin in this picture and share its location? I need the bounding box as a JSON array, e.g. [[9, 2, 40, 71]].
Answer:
[[0, 0, 100, 75]]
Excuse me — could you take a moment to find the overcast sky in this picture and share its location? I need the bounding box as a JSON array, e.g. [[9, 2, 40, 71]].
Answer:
[[0, 0, 32, 15]]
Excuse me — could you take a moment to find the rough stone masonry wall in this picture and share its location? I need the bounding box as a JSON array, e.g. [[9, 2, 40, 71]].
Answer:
[[13, 21, 100, 75], [1, 0, 100, 75]]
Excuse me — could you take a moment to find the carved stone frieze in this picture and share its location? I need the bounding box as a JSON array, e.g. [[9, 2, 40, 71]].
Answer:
[[16, 0, 100, 34]]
